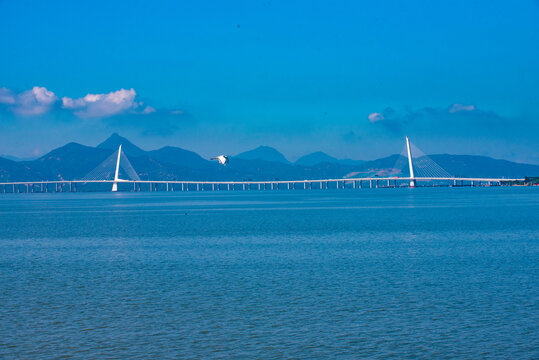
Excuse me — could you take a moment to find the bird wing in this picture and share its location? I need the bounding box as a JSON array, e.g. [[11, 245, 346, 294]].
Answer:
[[211, 155, 229, 165]]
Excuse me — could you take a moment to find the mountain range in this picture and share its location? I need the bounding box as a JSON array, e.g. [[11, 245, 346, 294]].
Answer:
[[0, 133, 537, 182]]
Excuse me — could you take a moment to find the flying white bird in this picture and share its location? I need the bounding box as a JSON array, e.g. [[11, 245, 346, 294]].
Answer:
[[211, 155, 229, 166]]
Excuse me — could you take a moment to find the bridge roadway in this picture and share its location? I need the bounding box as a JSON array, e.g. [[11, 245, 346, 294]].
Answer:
[[0, 177, 525, 193]]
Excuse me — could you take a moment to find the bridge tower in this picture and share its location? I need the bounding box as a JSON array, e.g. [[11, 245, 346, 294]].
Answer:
[[406, 136, 416, 187], [111, 145, 122, 192], [82, 144, 139, 191]]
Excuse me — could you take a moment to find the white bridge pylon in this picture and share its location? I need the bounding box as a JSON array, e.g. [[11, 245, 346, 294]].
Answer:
[[398, 136, 454, 183], [111, 145, 122, 192], [82, 145, 141, 191], [406, 136, 416, 187]]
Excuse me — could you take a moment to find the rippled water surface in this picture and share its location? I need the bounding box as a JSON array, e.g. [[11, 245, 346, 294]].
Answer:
[[1, 187, 538, 358]]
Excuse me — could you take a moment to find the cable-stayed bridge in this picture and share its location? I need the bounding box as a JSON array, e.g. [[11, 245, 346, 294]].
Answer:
[[0, 137, 525, 193]]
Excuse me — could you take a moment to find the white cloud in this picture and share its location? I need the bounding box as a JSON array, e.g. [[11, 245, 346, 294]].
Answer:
[[141, 106, 156, 114], [1, 86, 181, 119], [0, 87, 15, 104], [62, 88, 138, 118], [0, 86, 58, 116], [449, 104, 475, 113], [368, 112, 384, 123]]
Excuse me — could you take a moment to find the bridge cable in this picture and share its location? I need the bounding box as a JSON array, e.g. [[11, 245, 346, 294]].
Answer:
[[82, 149, 141, 181], [409, 142, 453, 178]]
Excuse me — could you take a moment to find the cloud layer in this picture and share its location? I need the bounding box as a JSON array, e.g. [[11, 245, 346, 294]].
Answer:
[[62, 88, 143, 118], [368, 104, 483, 129], [0, 86, 58, 115], [367, 112, 384, 123], [449, 104, 475, 113], [365, 103, 532, 142], [0, 86, 181, 119]]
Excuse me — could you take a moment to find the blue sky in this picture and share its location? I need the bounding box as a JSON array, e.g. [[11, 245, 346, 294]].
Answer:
[[1, 0, 538, 163]]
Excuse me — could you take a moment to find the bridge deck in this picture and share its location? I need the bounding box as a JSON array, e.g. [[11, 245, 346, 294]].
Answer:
[[0, 177, 525, 186]]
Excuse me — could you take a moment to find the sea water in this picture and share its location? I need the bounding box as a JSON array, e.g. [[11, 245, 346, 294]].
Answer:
[[0, 187, 537, 358]]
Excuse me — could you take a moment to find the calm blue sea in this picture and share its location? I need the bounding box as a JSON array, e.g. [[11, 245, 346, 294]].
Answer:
[[0, 187, 537, 359]]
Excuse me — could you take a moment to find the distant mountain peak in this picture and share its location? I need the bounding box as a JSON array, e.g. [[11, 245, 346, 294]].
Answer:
[[97, 133, 146, 157], [235, 146, 290, 164], [0, 154, 39, 162], [98, 133, 131, 147], [1, 135, 537, 182], [295, 151, 338, 166], [295, 151, 364, 166]]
